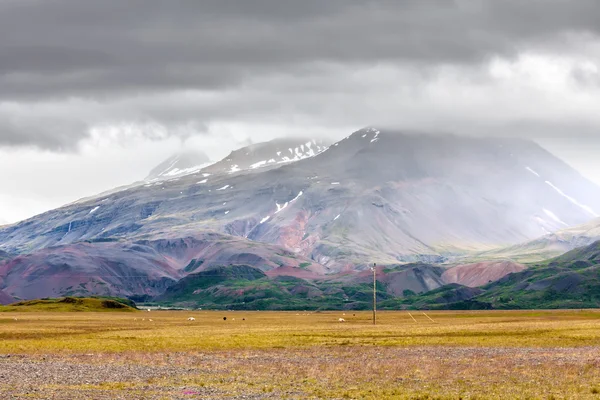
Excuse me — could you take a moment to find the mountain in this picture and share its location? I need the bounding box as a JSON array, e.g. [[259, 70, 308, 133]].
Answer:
[[145, 137, 329, 181], [2, 127, 600, 302], [145, 150, 213, 181], [2, 128, 600, 268]]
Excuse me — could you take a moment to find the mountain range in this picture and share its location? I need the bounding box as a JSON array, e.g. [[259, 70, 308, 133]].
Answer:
[[1, 127, 600, 307]]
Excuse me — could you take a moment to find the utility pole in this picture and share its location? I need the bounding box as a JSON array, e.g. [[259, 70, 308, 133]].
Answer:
[[372, 263, 377, 325]]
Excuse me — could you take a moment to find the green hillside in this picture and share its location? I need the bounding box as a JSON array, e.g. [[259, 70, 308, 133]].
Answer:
[[0, 296, 138, 312]]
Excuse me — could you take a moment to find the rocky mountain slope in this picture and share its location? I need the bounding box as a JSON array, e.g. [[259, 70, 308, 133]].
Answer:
[[2, 128, 599, 266]]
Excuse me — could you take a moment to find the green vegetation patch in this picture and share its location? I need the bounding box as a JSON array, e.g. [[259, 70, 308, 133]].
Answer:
[[0, 296, 138, 312]]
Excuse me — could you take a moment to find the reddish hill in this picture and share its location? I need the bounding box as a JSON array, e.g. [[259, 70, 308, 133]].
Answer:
[[442, 260, 526, 288], [0, 234, 324, 301]]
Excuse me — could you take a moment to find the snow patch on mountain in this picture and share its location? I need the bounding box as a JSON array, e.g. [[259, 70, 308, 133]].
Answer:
[[545, 181, 599, 217], [145, 151, 213, 182], [526, 166, 541, 177], [543, 209, 568, 226]]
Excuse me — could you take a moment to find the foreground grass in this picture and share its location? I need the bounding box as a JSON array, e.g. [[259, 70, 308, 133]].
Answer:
[[2, 309, 600, 352], [2, 310, 600, 398]]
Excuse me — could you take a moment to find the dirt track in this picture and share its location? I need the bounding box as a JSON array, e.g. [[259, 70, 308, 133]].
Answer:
[[2, 347, 600, 399]]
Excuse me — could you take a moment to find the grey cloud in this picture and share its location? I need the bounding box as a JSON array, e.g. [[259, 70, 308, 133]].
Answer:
[[1, 0, 599, 99], [1, 0, 600, 151]]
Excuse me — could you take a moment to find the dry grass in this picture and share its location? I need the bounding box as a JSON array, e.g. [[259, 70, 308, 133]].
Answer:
[[2, 310, 600, 398]]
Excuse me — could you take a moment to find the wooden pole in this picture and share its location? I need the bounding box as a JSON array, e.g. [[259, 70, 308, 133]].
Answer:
[[373, 263, 377, 325]]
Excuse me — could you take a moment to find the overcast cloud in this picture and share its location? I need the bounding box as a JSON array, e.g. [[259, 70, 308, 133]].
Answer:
[[1, 0, 600, 223]]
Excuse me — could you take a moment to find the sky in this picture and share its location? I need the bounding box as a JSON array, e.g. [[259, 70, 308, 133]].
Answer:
[[1, 0, 600, 224]]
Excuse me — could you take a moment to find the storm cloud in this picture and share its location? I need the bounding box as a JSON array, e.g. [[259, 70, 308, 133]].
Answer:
[[0, 0, 599, 148]]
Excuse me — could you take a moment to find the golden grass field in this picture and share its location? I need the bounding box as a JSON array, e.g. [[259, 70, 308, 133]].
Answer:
[[1, 310, 600, 399]]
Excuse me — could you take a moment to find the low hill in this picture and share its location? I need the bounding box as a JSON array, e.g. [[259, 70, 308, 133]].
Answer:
[[0, 296, 138, 312], [156, 264, 393, 310], [0, 234, 324, 301], [475, 240, 600, 309], [442, 260, 526, 288], [393, 241, 600, 310]]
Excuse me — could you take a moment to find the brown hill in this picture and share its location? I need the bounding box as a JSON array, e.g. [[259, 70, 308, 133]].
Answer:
[[442, 260, 526, 288]]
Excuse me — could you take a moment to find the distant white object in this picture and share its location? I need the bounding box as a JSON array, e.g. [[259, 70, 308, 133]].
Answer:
[[148, 319, 153, 322], [334, 214, 340, 221], [338, 318, 346, 322], [147, 309, 151, 312], [88, 206, 100, 215], [187, 317, 196, 321]]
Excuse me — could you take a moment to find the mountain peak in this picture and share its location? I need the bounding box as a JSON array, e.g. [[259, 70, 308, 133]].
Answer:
[[145, 150, 213, 181], [201, 137, 330, 175]]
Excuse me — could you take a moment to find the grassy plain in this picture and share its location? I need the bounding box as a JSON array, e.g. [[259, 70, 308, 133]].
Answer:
[[1, 310, 600, 399]]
